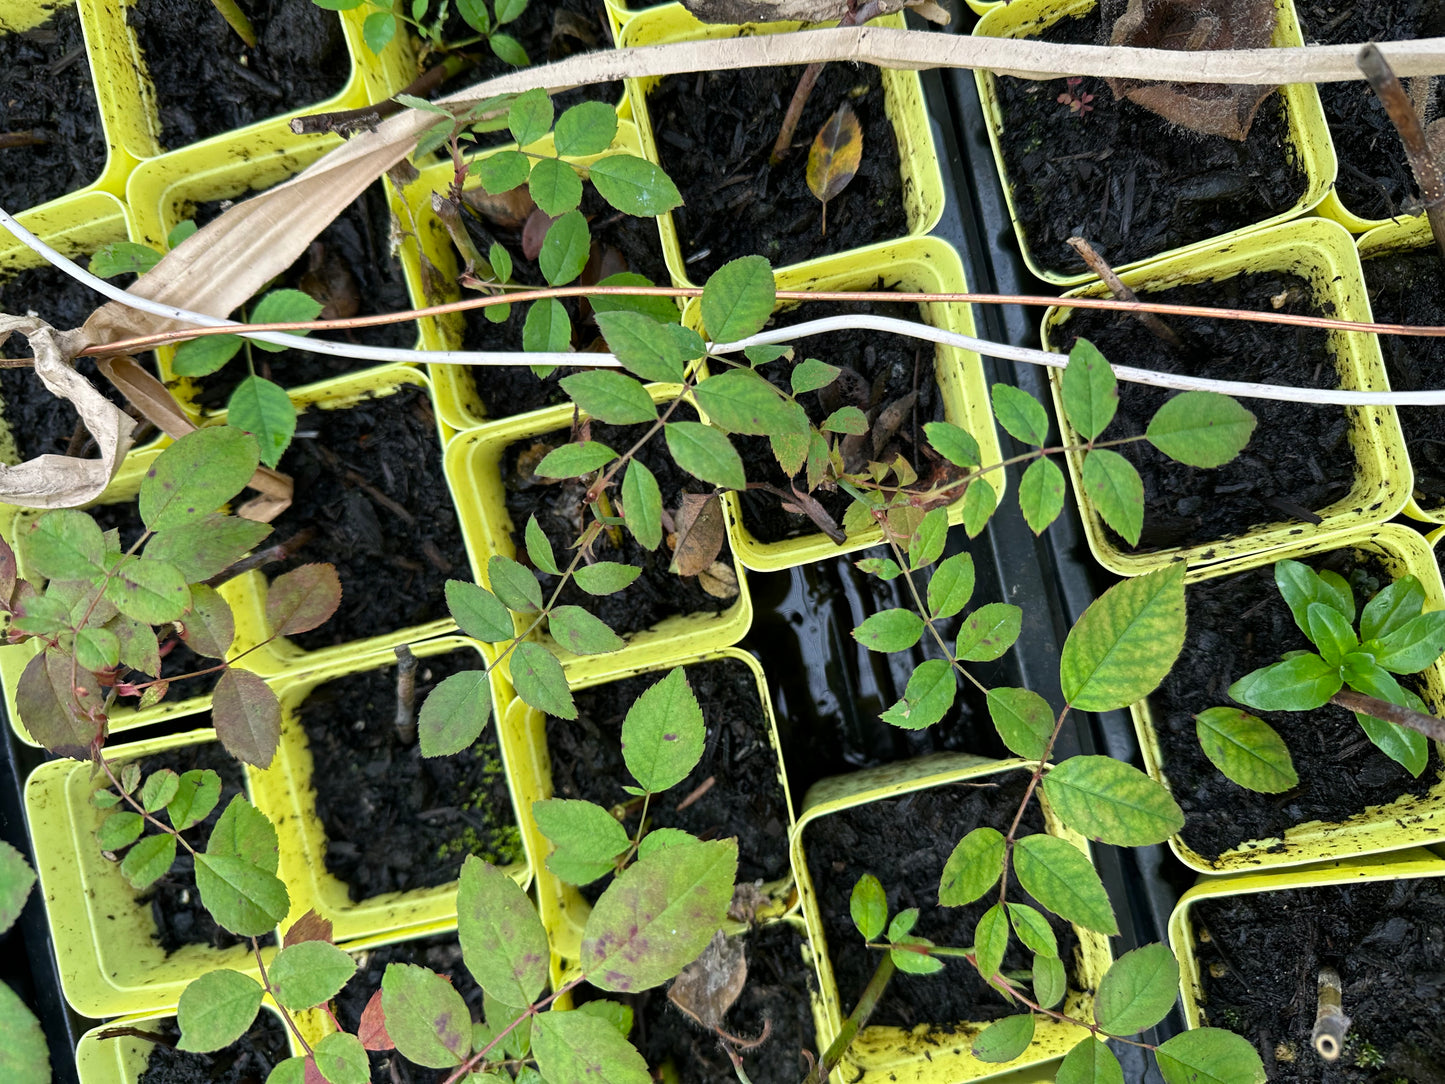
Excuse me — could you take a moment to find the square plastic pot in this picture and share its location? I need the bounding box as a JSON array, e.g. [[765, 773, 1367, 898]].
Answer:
[[1043, 216, 1410, 576]]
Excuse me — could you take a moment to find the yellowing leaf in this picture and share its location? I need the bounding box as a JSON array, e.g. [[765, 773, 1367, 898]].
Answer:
[[805, 103, 863, 235]]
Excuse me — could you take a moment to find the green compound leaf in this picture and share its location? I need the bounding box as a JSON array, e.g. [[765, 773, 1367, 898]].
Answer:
[[573, 562, 642, 596], [850, 873, 887, 941], [1081, 449, 1144, 547], [458, 856, 549, 1007], [928, 552, 975, 619], [1228, 653, 1342, 712], [535, 440, 618, 480], [176, 969, 263, 1052], [1155, 1028, 1266, 1084], [1145, 392, 1257, 468], [523, 298, 572, 354], [1060, 564, 1186, 712], [121, 833, 177, 890], [1007, 903, 1058, 957], [1018, 457, 1066, 535], [140, 426, 260, 532], [925, 420, 981, 469], [248, 290, 322, 351], [382, 963, 472, 1068], [1033, 952, 1067, 1010], [852, 608, 924, 652], [622, 459, 664, 551], [474, 151, 531, 194], [581, 836, 737, 992], [622, 667, 705, 793], [986, 687, 1055, 760], [880, 658, 955, 731], [268, 940, 357, 1011], [172, 333, 244, 377], [554, 101, 619, 156], [22, 509, 105, 580], [532, 1010, 650, 1084], [991, 383, 1050, 446], [792, 358, 839, 394], [973, 902, 1009, 982], [508, 87, 553, 147], [955, 602, 1023, 663], [694, 368, 799, 436], [963, 480, 997, 539], [1041, 756, 1184, 846], [539, 210, 591, 286], [137, 773, 178, 814], [1012, 833, 1117, 935], [1056, 1038, 1125, 1084], [533, 798, 629, 886], [417, 670, 492, 758], [664, 422, 746, 490], [97, 810, 143, 851], [587, 154, 683, 217], [313, 1032, 368, 1084], [549, 606, 624, 656], [594, 311, 690, 384], [972, 1013, 1036, 1064], [144, 514, 272, 582], [560, 371, 658, 425], [510, 641, 576, 719], [699, 256, 774, 344], [0, 841, 36, 934], [938, 826, 1004, 907], [1093, 943, 1180, 1036], [488, 555, 544, 612], [528, 157, 585, 217], [168, 769, 222, 832], [1361, 574, 1425, 641], [195, 796, 288, 937], [105, 557, 191, 624], [1061, 338, 1118, 441], [1194, 707, 1298, 793], [446, 580, 514, 642], [89, 241, 163, 278]]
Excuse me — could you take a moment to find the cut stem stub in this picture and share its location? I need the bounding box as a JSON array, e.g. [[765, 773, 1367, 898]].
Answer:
[[1312, 966, 1350, 1061]]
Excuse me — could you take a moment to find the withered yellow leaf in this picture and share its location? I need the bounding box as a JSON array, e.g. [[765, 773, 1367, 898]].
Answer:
[[805, 103, 863, 235]]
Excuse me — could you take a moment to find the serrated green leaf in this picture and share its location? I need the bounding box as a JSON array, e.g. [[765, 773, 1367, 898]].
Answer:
[[140, 427, 261, 532], [529, 157, 585, 217], [88, 241, 163, 278], [925, 420, 981, 468], [176, 969, 263, 1052], [927, 552, 974, 619], [269, 940, 357, 1011], [664, 422, 745, 490], [510, 641, 575, 719], [1060, 565, 1186, 712], [1093, 943, 1179, 1036], [173, 333, 244, 377], [891, 938, 944, 975], [533, 798, 630, 885], [1018, 457, 1066, 535], [1013, 833, 1117, 934], [458, 856, 549, 1007], [594, 311, 694, 383], [694, 368, 799, 436], [446, 579, 515, 642], [382, 963, 471, 1067], [909, 508, 948, 571], [1082, 449, 1143, 546], [1061, 339, 1118, 441], [1033, 952, 1067, 1009], [700, 256, 774, 344], [249, 290, 322, 351], [587, 154, 683, 217], [792, 358, 839, 394], [956, 602, 1022, 662], [418, 671, 492, 758], [987, 687, 1055, 760], [1007, 903, 1058, 957], [508, 87, 553, 147], [963, 480, 997, 538], [974, 902, 1009, 981], [1146, 392, 1256, 468], [850, 873, 887, 941], [1194, 707, 1298, 793], [549, 605, 624, 656], [622, 667, 704, 793], [592, 272, 681, 325], [140, 770, 180, 813], [489, 31, 529, 66], [821, 406, 867, 435], [97, 810, 144, 850], [1155, 1028, 1265, 1084], [560, 371, 657, 425], [22, 509, 104, 581], [1057, 1038, 1125, 1084], [227, 376, 295, 468], [314, 1032, 368, 1084], [852, 608, 924, 652], [554, 101, 618, 156], [880, 658, 956, 731], [573, 562, 642, 595], [973, 1013, 1036, 1063], [992, 384, 1050, 445], [144, 514, 272, 582], [524, 515, 560, 575], [0, 841, 35, 935], [120, 832, 176, 890], [532, 1010, 650, 1084], [938, 827, 1004, 906], [362, 10, 396, 52], [622, 459, 664, 550], [522, 298, 572, 354], [489, 555, 544, 612], [539, 210, 590, 286], [75, 626, 120, 672], [0, 981, 48, 1084], [104, 556, 190, 624], [1041, 756, 1184, 846], [473, 150, 532, 194], [167, 769, 222, 832]]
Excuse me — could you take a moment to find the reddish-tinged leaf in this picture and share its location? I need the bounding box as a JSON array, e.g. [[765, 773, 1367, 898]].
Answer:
[[0, 534, 16, 607], [212, 668, 281, 769], [283, 909, 334, 947], [17, 648, 102, 758], [522, 208, 557, 261], [179, 584, 236, 659], [359, 991, 394, 1051], [266, 563, 342, 637], [805, 103, 863, 234], [303, 1055, 326, 1084], [670, 494, 725, 577]]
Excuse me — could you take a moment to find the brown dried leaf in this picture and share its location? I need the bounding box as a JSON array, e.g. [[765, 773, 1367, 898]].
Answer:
[[212, 667, 281, 769], [359, 990, 394, 1051], [806, 103, 863, 234], [522, 208, 558, 261], [872, 390, 917, 457], [283, 910, 335, 948], [461, 183, 537, 230], [671, 494, 726, 577], [678, 0, 939, 23], [668, 931, 748, 1033], [698, 561, 740, 600], [266, 563, 342, 637]]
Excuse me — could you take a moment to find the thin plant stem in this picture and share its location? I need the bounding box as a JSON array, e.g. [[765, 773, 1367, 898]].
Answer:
[[1358, 43, 1445, 263], [801, 953, 896, 1084]]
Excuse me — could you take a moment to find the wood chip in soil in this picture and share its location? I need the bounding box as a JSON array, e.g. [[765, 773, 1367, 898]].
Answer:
[[1150, 551, 1441, 861], [1055, 272, 1356, 552], [138, 1012, 290, 1084], [301, 648, 523, 902]]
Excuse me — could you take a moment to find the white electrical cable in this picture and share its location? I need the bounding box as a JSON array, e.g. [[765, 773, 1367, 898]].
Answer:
[[8, 204, 1445, 406]]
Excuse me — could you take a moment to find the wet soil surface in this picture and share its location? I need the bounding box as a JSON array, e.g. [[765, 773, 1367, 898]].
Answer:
[[138, 1012, 290, 1084], [1055, 273, 1356, 553], [734, 298, 944, 544], [503, 405, 734, 637], [993, 11, 1306, 278], [1193, 878, 1445, 1082], [266, 383, 466, 649], [546, 656, 789, 897], [119, 742, 277, 952], [1151, 551, 1442, 861], [455, 188, 672, 419], [1361, 247, 1445, 512], [0, 264, 144, 463], [301, 648, 523, 902], [1297, 0, 1445, 222], [648, 60, 908, 280], [335, 935, 483, 1084], [804, 772, 1079, 1029], [0, 4, 107, 211], [130, 0, 348, 149], [574, 923, 818, 1084], [192, 186, 415, 408]]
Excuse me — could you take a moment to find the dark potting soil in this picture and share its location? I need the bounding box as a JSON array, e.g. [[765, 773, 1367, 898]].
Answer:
[[265, 383, 466, 648], [1055, 273, 1357, 552], [0, 4, 107, 212], [1297, 0, 1445, 222], [1361, 247, 1445, 512], [1192, 878, 1445, 1082], [992, 11, 1306, 278], [503, 405, 734, 637], [734, 298, 944, 544], [191, 185, 415, 408], [117, 742, 276, 953], [804, 772, 1080, 1030], [1150, 551, 1442, 861], [0, 264, 143, 463], [576, 923, 818, 1084], [545, 657, 789, 898], [300, 648, 523, 902], [138, 1012, 290, 1084], [335, 935, 484, 1084], [129, 0, 348, 149], [456, 187, 672, 419], [648, 60, 908, 280]]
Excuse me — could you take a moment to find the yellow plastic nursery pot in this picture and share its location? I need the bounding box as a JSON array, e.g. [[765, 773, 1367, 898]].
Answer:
[[246, 635, 529, 944], [791, 754, 1112, 1082], [1167, 848, 1445, 1039], [1133, 523, 1445, 874], [495, 646, 791, 964], [973, 0, 1334, 288], [619, 3, 945, 289], [74, 1002, 306, 1084], [24, 723, 277, 1017], [443, 383, 753, 680], [685, 236, 1004, 573], [1043, 217, 1409, 577]]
